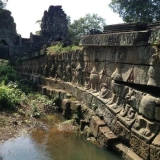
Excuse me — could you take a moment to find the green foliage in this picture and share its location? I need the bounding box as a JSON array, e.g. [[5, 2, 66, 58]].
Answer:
[[0, 60, 18, 84], [109, 0, 160, 23], [68, 13, 106, 44], [0, 81, 26, 110], [47, 43, 82, 54]]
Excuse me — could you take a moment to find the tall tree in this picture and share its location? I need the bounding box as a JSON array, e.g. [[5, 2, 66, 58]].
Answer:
[[69, 13, 106, 45], [109, 0, 160, 23], [0, 0, 7, 10]]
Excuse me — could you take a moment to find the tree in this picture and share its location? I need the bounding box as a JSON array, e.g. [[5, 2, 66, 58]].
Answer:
[[68, 13, 106, 45], [0, 0, 7, 10], [109, 0, 160, 23]]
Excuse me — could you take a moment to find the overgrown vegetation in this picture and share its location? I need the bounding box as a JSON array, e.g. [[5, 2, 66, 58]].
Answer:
[[0, 60, 57, 118], [47, 43, 82, 54]]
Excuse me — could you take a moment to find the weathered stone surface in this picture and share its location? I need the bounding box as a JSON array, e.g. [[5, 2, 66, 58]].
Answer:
[[81, 91, 93, 106], [79, 31, 149, 46], [133, 65, 149, 85], [117, 104, 138, 128], [113, 142, 143, 160], [150, 145, 160, 160], [97, 126, 118, 149], [41, 5, 70, 45], [90, 116, 106, 137], [131, 115, 159, 143], [139, 94, 160, 120], [83, 108, 95, 122], [0, 9, 22, 58], [62, 99, 71, 119], [112, 120, 131, 143], [96, 105, 116, 129], [130, 133, 150, 160], [152, 132, 160, 147]]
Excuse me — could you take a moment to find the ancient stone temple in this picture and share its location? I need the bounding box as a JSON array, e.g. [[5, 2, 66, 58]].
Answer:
[[19, 21, 160, 160], [0, 5, 70, 58], [0, 9, 22, 58], [40, 5, 70, 45]]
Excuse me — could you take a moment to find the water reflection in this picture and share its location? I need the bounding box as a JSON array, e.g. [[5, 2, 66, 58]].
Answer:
[[0, 114, 122, 160]]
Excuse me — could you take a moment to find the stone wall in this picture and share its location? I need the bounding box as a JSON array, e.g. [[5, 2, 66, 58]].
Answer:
[[18, 23, 160, 160]]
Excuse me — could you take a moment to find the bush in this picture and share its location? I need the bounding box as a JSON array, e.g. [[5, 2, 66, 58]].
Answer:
[[0, 81, 26, 110], [0, 60, 18, 84]]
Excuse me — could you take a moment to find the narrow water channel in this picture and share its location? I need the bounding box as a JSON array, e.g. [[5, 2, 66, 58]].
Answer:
[[0, 114, 122, 160]]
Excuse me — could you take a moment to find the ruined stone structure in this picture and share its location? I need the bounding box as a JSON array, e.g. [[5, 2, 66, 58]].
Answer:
[[17, 22, 160, 160], [0, 10, 22, 59], [40, 5, 70, 46], [0, 6, 70, 59]]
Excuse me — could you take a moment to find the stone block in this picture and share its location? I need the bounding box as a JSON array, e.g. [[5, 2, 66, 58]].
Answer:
[[90, 116, 106, 137], [71, 86, 78, 97], [133, 65, 149, 85], [150, 145, 160, 160], [81, 91, 93, 106], [130, 133, 150, 160], [113, 142, 143, 160], [91, 96, 102, 109], [97, 126, 118, 149], [152, 132, 160, 147], [131, 115, 159, 143], [155, 107, 160, 121], [62, 99, 71, 119], [112, 120, 130, 143], [42, 86, 47, 95], [101, 106, 116, 129], [139, 94, 156, 120], [76, 88, 84, 101], [83, 108, 95, 122]]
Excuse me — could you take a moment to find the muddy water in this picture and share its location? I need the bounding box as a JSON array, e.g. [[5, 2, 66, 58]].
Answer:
[[0, 114, 122, 160]]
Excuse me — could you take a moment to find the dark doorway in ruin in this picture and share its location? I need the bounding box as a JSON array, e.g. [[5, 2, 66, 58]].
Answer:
[[0, 40, 9, 59], [0, 40, 8, 45], [55, 37, 63, 41]]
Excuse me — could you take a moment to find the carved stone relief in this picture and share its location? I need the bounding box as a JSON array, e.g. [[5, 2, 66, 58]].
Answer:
[[139, 94, 160, 120], [131, 115, 159, 143], [130, 133, 150, 160], [117, 104, 138, 128]]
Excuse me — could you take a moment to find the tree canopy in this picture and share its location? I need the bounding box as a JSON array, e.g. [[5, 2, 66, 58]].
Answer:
[[109, 0, 160, 23], [68, 13, 106, 45], [0, 0, 7, 10]]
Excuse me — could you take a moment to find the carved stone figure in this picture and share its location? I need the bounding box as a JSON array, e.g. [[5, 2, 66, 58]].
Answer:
[[139, 94, 160, 120], [89, 58, 100, 93], [111, 49, 126, 81], [50, 64, 56, 78], [147, 46, 160, 86], [132, 115, 159, 143], [72, 52, 83, 86], [99, 83, 109, 98]]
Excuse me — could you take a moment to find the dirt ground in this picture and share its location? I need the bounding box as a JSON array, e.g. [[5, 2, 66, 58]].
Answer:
[[0, 111, 45, 143]]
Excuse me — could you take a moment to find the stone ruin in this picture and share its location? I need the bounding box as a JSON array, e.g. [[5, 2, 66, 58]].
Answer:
[[17, 21, 160, 160], [40, 5, 70, 46], [0, 5, 70, 59], [2, 3, 160, 160], [0, 9, 22, 59]]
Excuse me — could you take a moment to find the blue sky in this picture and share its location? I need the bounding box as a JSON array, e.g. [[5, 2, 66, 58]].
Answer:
[[6, 0, 123, 38]]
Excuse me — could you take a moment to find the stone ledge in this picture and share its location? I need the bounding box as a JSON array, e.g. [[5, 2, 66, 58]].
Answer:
[[113, 142, 143, 160], [79, 31, 149, 46]]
